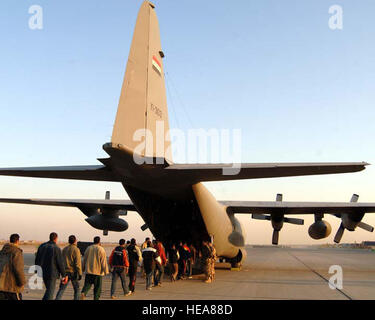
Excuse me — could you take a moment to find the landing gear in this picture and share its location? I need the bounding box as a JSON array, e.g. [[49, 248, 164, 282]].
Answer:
[[227, 248, 245, 270], [230, 261, 241, 270]]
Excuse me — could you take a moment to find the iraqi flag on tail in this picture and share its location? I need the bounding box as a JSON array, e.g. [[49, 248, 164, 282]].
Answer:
[[152, 55, 162, 75]]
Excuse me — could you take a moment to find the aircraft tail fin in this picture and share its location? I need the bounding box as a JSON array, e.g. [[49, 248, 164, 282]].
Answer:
[[111, 1, 172, 163]]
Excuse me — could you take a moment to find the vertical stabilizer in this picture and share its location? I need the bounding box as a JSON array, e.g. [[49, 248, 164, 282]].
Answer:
[[112, 1, 172, 163]]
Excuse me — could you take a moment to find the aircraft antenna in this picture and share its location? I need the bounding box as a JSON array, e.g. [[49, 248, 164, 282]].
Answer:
[[165, 72, 181, 129], [165, 71, 195, 129]]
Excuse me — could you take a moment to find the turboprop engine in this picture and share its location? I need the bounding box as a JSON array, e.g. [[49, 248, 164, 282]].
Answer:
[[333, 194, 374, 243], [251, 194, 304, 245], [308, 194, 374, 243]]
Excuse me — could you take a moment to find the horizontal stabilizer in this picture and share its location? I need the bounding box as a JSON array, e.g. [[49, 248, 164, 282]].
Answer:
[[0, 165, 121, 182], [166, 162, 369, 184]]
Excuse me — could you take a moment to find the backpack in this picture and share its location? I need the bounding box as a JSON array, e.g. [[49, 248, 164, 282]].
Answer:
[[112, 246, 126, 266]]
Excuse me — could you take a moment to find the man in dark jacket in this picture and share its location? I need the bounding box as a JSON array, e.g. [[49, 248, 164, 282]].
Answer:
[[177, 241, 187, 280], [168, 244, 179, 282], [35, 232, 67, 300], [142, 241, 157, 290], [127, 238, 141, 294], [0, 234, 26, 300], [109, 239, 131, 299]]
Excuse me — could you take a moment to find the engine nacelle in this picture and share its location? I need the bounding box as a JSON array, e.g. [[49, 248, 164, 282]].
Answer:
[[308, 220, 332, 240], [342, 213, 365, 231], [85, 215, 129, 232]]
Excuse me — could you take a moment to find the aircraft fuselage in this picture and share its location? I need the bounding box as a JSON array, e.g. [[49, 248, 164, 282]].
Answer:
[[102, 143, 245, 263]]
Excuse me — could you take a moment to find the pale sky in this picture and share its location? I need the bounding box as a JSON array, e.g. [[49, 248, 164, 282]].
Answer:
[[0, 0, 374, 245]]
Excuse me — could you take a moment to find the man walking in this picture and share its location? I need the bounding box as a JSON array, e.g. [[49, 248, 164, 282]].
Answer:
[[80, 236, 109, 300], [168, 244, 179, 282], [35, 232, 67, 300], [187, 243, 197, 279], [0, 234, 26, 300], [109, 239, 131, 299], [140, 237, 150, 277], [177, 241, 190, 280], [142, 241, 157, 290], [153, 240, 167, 287], [182, 242, 191, 278], [55, 235, 82, 300], [127, 238, 141, 294], [186, 243, 196, 279]]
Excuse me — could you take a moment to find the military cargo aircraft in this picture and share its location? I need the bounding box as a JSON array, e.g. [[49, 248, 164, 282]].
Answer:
[[0, 1, 374, 267]]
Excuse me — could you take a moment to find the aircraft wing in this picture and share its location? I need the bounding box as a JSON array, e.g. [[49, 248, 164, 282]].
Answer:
[[0, 165, 121, 182], [221, 199, 375, 245], [166, 162, 369, 183], [0, 198, 136, 212], [220, 200, 375, 215]]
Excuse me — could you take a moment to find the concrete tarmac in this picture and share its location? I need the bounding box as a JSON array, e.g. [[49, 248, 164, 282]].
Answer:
[[20, 246, 375, 300]]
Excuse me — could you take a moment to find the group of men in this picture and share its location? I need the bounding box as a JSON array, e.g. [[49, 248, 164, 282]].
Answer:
[[0, 233, 217, 300], [166, 241, 196, 282]]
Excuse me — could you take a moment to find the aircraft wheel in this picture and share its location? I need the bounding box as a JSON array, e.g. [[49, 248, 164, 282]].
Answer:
[[230, 262, 241, 270]]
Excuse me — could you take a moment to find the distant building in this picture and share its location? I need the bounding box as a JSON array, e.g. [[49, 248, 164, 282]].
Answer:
[[362, 241, 375, 248]]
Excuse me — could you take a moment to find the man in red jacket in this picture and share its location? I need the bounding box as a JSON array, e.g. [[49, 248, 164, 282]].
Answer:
[[109, 239, 131, 299]]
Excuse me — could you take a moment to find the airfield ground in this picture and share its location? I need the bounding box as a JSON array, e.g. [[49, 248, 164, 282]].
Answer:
[[19, 245, 375, 300]]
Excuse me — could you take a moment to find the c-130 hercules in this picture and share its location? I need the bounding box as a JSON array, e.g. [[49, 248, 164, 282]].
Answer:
[[1, 1, 374, 267]]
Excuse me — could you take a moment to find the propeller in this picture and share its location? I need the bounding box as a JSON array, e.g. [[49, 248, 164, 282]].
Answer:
[[103, 191, 110, 236], [272, 230, 280, 246], [334, 194, 374, 243], [334, 223, 345, 243], [271, 194, 283, 245], [252, 214, 271, 221], [284, 217, 304, 225], [358, 222, 374, 233], [334, 194, 357, 243], [252, 194, 304, 245]]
